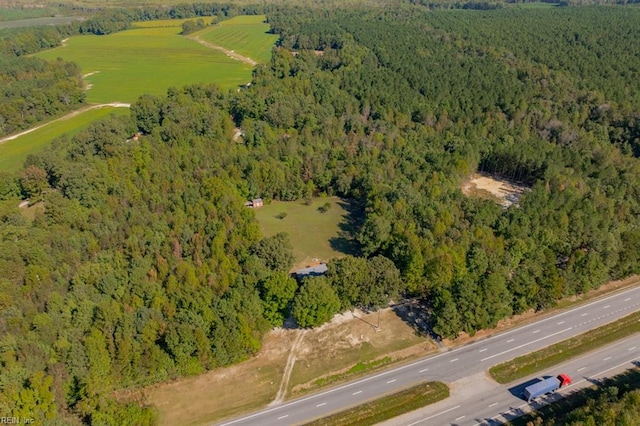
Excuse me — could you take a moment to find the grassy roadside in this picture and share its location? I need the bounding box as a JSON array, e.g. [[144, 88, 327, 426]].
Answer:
[[146, 277, 639, 425], [305, 382, 449, 426], [490, 311, 640, 384]]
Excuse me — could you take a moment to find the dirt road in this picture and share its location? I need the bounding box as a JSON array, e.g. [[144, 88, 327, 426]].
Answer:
[[188, 34, 258, 66], [0, 103, 130, 145]]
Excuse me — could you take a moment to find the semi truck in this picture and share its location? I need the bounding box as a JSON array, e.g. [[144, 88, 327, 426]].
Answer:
[[523, 374, 572, 402]]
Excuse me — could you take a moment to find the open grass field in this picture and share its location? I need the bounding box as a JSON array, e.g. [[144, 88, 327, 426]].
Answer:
[[197, 15, 278, 64], [253, 197, 361, 270], [0, 16, 83, 28], [35, 18, 256, 104], [0, 106, 129, 174]]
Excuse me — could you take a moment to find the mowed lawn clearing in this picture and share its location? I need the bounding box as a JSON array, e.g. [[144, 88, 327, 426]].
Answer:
[[197, 15, 278, 63], [35, 20, 254, 104], [0, 106, 129, 174], [253, 197, 361, 269]]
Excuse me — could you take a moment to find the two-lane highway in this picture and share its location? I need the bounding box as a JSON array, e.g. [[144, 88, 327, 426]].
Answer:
[[218, 285, 640, 426]]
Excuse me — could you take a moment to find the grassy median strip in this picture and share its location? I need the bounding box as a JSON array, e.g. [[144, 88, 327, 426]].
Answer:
[[304, 382, 449, 426], [490, 311, 640, 384]]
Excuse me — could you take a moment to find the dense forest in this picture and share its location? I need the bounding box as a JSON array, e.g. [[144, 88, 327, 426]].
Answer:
[[1, 1, 640, 424], [0, 56, 85, 136]]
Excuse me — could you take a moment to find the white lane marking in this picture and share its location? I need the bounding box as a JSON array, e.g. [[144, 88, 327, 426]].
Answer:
[[577, 367, 586, 372], [604, 356, 611, 361], [489, 402, 498, 407], [450, 358, 459, 362], [481, 327, 573, 362], [571, 357, 639, 389], [407, 405, 461, 425], [532, 329, 540, 334], [455, 415, 466, 421], [603, 305, 610, 309], [387, 379, 397, 384], [316, 402, 326, 407], [581, 313, 588, 316], [479, 348, 487, 352], [625, 298, 631, 301], [557, 321, 565, 325], [420, 368, 429, 373], [277, 415, 288, 420], [352, 390, 362, 395], [219, 288, 640, 426], [507, 339, 515, 343], [629, 347, 637, 351]]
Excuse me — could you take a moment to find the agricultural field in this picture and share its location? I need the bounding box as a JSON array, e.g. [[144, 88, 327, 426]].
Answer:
[[0, 16, 83, 28], [0, 106, 129, 173], [253, 197, 361, 270], [35, 18, 258, 104], [197, 15, 278, 64]]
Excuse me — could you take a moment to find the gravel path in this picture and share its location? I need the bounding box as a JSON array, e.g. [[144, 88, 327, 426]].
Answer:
[[0, 103, 130, 145]]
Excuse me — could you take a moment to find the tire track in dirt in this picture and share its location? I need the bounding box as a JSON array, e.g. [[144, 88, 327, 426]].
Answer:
[[271, 330, 306, 405], [188, 34, 258, 66], [0, 103, 130, 145]]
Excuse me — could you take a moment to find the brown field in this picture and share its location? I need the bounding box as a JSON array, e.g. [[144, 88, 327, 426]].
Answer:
[[144, 309, 432, 425]]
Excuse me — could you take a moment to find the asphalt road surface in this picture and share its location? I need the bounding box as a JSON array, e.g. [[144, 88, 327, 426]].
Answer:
[[384, 334, 639, 426], [218, 285, 640, 426]]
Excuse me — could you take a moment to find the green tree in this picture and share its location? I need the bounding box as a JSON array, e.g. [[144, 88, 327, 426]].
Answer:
[[250, 232, 294, 272], [326, 255, 368, 308], [10, 371, 57, 422], [260, 272, 298, 326], [19, 165, 49, 200], [0, 172, 20, 200], [292, 277, 341, 328], [130, 94, 162, 134]]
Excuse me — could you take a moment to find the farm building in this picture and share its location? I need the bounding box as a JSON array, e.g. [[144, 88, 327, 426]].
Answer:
[[245, 198, 264, 208], [293, 263, 328, 280]]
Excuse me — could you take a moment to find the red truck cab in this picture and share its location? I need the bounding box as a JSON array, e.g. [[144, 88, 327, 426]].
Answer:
[[558, 374, 573, 387]]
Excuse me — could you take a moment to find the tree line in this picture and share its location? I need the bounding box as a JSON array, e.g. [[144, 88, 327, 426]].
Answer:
[[2, 2, 640, 424]]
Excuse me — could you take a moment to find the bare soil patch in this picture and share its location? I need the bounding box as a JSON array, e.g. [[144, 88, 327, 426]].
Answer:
[[141, 276, 639, 425], [145, 309, 431, 425], [289, 309, 433, 395], [144, 329, 292, 426], [462, 172, 529, 207]]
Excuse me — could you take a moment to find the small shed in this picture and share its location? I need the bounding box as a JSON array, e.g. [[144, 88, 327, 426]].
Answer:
[[245, 198, 264, 208]]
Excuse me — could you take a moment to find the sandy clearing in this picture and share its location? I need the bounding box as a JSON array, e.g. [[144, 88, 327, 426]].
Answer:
[[462, 173, 529, 207]]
